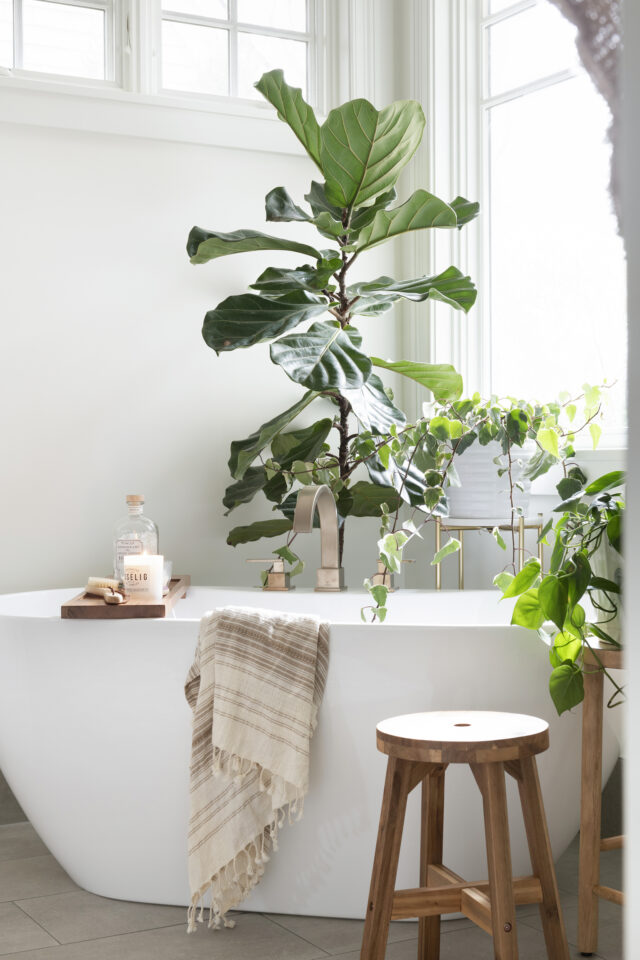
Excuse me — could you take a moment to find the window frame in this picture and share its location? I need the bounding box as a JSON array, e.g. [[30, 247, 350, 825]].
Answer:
[[7, 0, 117, 83], [0, 0, 343, 152], [409, 0, 625, 450], [159, 0, 315, 103]]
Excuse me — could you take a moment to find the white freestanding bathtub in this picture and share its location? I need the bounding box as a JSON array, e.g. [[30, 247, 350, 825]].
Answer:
[[0, 586, 619, 918]]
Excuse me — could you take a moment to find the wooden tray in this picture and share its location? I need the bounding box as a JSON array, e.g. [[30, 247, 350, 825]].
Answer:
[[61, 575, 190, 620]]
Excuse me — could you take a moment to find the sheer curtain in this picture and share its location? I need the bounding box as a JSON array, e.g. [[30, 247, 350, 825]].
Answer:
[[547, 0, 622, 226]]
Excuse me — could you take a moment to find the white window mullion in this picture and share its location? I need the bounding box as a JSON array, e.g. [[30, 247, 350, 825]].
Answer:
[[228, 0, 237, 99], [12, 0, 23, 69]]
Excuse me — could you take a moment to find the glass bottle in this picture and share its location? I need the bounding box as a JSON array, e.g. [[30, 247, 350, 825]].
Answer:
[[113, 495, 159, 582]]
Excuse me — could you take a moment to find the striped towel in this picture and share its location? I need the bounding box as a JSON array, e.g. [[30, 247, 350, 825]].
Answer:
[[184, 605, 330, 931]]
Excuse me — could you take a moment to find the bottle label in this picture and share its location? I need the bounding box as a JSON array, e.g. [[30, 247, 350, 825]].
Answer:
[[116, 539, 144, 566]]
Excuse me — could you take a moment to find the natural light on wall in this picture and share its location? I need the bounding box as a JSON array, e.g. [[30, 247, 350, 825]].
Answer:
[[483, 0, 627, 447]]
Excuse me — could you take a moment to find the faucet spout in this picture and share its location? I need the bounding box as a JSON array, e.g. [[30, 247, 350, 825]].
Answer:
[[292, 485, 345, 591]]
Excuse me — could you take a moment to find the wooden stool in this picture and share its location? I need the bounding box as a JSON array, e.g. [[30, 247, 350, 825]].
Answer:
[[360, 711, 570, 960], [578, 644, 624, 955]]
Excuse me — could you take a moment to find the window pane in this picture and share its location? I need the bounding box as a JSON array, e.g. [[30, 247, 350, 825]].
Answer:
[[0, 0, 12, 67], [162, 20, 228, 95], [488, 3, 578, 95], [237, 33, 306, 99], [162, 0, 227, 19], [22, 0, 105, 79], [237, 0, 306, 32], [488, 75, 626, 440]]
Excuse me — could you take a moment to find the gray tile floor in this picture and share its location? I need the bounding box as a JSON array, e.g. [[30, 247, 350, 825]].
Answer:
[[0, 821, 622, 958]]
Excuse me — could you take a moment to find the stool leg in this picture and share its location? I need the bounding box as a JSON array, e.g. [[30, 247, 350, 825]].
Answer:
[[361, 756, 413, 960], [516, 755, 570, 960], [579, 667, 604, 955], [474, 762, 519, 960], [418, 767, 445, 960]]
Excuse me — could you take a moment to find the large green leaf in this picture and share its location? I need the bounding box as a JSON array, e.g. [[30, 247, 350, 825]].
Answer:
[[304, 181, 343, 220], [538, 575, 569, 632], [549, 662, 584, 715], [203, 291, 328, 353], [270, 320, 372, 391], [584, 470, 625, 495], [223, 467, 267, 514], [271, 418, 333, 465], [350, 267, 477, 313], [349, 296, 397, 318], [265, 186, 310, 222], [254, 70, 322, 169], [337, 481, 403, 518], [450, 196, 481, 227], [341, 372, 406, 434], [349, 189, 397, 232], [250, 259, 341, 295], [320, 98, 425, 209], [366, 455, 431, 510], [188, 227, 321, 264], [227, 518, 293, 547], [371, 358, 463, 401], [353, 190, 475, 252], [511, 588, 546, 630], [502, 559, 541, 598], [228, 391, 319, 479]]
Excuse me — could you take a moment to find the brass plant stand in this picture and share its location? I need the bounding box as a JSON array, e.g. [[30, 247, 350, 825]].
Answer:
[[434, 514, 544, 589]]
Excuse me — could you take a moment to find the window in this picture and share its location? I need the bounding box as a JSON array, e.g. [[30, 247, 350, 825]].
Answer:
[[0, 0, 113, 80], [160, 0, 312, 100], [481, 0, 626, 445]]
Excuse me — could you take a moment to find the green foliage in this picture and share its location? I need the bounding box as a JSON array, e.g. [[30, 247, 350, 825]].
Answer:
[[496, 470, 624, 715]]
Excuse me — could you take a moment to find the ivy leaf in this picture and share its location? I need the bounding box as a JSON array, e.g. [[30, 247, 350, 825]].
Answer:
[[493, 571, 514, 592], [511, 589, 545, 629], [255, 69, 322, 169], [227, 518, 293, 546], [607, 514, 622, 553], [549, 662, 584, 715], [371, 357, 463, 401], [431, 537, 461, 565], [590, 423, 602, 449], [350, 266, 477, 313], [501, 559, 541, 598], [203, 291, 328, 353], [522, 448, 557, 481], [228, 391, 319, 479], [537, 427, 559, 458], [550, 632, 583, 666], [538, 575, 569, 632], [188, 227, 321, 264], [320, 98, 425, 209], [566, 552, 590, 607], [556, 477, 582, 501], [342, 373, 406, 434], [492, 526, 507, 550], [270, 320, 372, 391]]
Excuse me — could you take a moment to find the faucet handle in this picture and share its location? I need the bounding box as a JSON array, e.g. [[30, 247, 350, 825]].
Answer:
[[245, 557, 289, 590]]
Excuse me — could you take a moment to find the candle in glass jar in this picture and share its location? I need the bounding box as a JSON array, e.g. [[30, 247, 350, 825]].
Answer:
[[123, 554, 164, 602]]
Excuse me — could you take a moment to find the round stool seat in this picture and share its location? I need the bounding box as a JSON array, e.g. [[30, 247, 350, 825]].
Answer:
[[376, 710, 549, 764]]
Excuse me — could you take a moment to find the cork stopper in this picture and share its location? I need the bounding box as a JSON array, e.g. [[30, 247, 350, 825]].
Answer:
[[126, 494, 145, 504]]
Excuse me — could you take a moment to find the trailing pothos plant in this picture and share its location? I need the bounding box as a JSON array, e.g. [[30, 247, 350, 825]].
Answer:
[[495, 470, 624, 716], [361, 384, 606, 621], [187, 69, 479, 568]]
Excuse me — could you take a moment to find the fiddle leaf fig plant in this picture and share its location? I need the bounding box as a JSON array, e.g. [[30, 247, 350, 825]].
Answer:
[[187, 70, 479, 563]]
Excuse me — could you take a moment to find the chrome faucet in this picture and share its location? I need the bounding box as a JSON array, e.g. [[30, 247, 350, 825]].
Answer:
[[292, 485, 345, 592]]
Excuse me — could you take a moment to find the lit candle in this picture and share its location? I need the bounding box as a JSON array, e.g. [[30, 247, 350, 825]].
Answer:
[[123, 554, 164, 602]]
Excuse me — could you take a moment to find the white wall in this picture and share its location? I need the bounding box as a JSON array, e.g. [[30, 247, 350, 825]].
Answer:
[[0, 121, 400, 593]]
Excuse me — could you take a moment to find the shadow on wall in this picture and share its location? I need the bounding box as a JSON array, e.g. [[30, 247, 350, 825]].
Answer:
[[0, 769, 26, 824]]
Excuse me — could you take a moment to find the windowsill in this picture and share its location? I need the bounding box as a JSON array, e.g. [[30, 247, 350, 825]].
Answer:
[[0, 72, 308, 153]]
